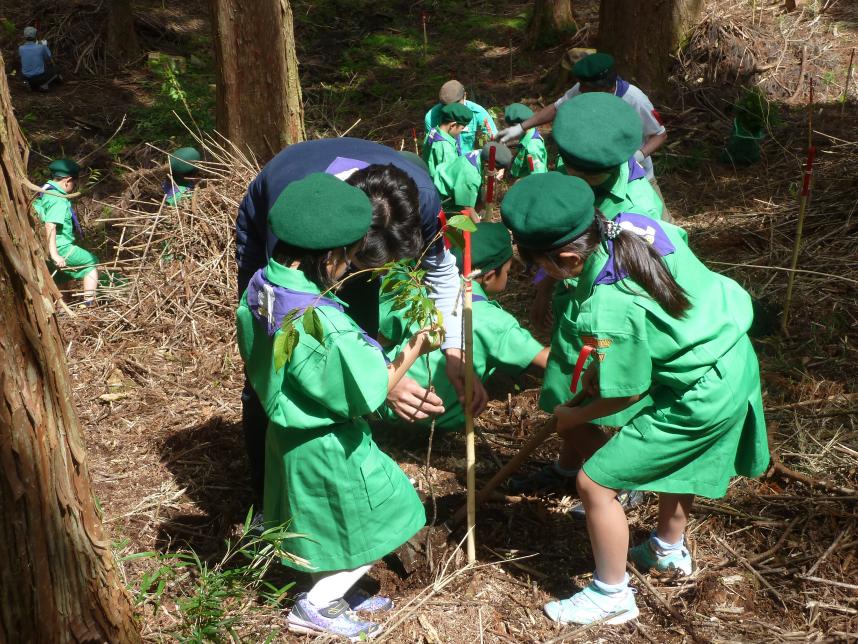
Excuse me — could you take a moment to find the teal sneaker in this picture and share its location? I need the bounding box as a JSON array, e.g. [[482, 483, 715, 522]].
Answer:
[[544, 583, 639, 625], [629, 539, 693, 575]]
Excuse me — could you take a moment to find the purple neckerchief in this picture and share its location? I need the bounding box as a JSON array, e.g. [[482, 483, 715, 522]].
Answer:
[[533, 267, 548, 284], [615, 77, 630, 98], [472, 293, 487, 303], [427, 129, 445, 144], [594, 213, 675, 286], [531, 129, 543, 141], [325, 156, 369, 178], [627, 157, 646, 182], [246, 269, 388, 358], [42, 183, 83, 239], [464, 151, 480, 169]]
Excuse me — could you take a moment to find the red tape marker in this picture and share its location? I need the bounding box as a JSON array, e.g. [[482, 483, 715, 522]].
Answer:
[[571, 345, 595, 393], [463, 230, 472, 277], [801, 146, 816, 197], [527, 155, 534, 172]]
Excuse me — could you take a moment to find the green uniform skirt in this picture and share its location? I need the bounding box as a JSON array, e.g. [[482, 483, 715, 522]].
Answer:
[[51, 244, 98, 282], [264, 419, 425, 572], [583, 335, 770, 499]]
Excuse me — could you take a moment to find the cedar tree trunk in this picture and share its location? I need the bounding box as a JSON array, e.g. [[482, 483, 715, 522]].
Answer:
[[0, 60, 140, 643], [210, 0, 306, 162], [527, 0, 577, 48], [598, 0, 704, 97], [106, 0, 140, 65]]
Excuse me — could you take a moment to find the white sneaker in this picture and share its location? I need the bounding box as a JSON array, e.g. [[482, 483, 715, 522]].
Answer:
[[544, 582, 639, 625]]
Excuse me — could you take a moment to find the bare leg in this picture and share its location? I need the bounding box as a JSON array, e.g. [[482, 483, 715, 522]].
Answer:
[[556, 422, 610, 470], [577, 470, 628, 584], [82, 269, 98, 303], [655, 493, 693, 544]]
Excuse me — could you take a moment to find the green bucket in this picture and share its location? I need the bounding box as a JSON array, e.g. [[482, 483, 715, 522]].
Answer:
[[721, 118, 766, 166]]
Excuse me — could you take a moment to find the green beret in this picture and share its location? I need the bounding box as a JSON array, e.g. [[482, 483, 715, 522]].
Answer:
[[48, 158, 81, 178], [503, 103, 534, 125], [500, 173, 595, 250], [481, 142, 513, 168], [169, 147, 202, 175], [553, 93, 642, 172], [269, 173, 372, 250], [398, 150, 429, 174], [573, 52, 615, 82], [451, 222, 513, 273], [440, 102, 473, 126]]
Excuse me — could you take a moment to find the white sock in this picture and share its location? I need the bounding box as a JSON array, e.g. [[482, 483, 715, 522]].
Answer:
[[307, 564, 372, 607], [593, 572, 630, 595], [552, 460, 579, 477], [651, 532, 684, 553]]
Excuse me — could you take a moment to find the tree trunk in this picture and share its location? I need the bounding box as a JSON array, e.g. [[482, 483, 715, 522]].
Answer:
[[598, 0, 704, 98], [210, 0, 306, 163], [106, 0, 140, 66], [527, 0, 577, 49], [0, 60, 140, 643]]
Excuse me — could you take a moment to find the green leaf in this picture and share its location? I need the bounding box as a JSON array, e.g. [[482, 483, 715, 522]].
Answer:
[[445, 226, 466, 250], [447, 214, 477, 232], [273, 325, 299, 371], [302, 306, 325, 344]]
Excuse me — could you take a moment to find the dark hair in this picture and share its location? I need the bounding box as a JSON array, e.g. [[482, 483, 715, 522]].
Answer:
[[580, 72, 619, 93], [346, 164, 422, 267], [272, 241, 339, 291], [521, 212, 690, 318]]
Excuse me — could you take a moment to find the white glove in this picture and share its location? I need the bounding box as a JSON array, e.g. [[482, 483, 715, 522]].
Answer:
[[497, 123, 524, 144], [633, 149, 646, 164]]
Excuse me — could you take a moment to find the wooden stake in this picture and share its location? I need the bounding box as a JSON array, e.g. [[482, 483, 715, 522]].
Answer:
[[463, 230, 476, 563], [842, 48, 855, 116], [450, 389, 587, 526], [422, 12, 428, 59], [781, 144, 816, 333], [484, 144, 496, 219], [412, 127, 419, 155]]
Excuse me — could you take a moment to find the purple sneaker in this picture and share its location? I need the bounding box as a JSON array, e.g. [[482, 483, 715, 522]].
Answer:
[[287, 593, 382, 641], [345, 588, 394, 612]]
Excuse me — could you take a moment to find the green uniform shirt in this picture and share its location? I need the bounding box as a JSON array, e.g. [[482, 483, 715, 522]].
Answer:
[[540, 162, 671, 412], [378, 281, 543, 430], [422, 127, 460, 178], [570, 223, 769, 497], [236, 260, 425, 571], [432, 153, 482, 211], [33, 181, 76, 249], [424, 99, 497, 153], [509, 129, 548, 179]]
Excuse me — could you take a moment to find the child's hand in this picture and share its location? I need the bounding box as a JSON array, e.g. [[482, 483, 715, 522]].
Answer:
[[553, 403, 583, 434], [413, 325, 443, 355]]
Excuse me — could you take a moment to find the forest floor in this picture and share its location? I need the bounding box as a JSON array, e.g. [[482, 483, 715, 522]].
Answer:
[[4, 0, 858, 641]]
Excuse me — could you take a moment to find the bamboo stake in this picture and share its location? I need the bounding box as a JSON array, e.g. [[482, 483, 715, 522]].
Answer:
[[782, 79, 816, 333], [463, 229, 476, 563], [842, 48, 855, 116], [450, 389, 587, 526], [412, 128, 419, 155], [421, 12, 428, 59]]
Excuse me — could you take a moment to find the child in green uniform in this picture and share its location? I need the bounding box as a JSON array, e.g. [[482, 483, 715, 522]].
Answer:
[[236, 174, 437, 640], [432, 142, 512, 215], [164, 147, 201, 206], [424, 80, 497, 153], [377, 222, 547, 429], [422, 102, 472, 177], [501, 173, 769, 626], [525, 95, 672, 485], [503, 103, 547, 179], [33, 159, 100, 306]]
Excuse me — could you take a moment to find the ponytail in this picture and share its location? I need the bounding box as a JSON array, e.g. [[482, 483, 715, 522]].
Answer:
[[609, 218, 690, 318], [524, 212, 690, 318]]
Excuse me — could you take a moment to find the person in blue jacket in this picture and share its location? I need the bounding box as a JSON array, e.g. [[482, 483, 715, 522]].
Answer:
[[236, 138, 488, 508], [18, 26, 59, 91]]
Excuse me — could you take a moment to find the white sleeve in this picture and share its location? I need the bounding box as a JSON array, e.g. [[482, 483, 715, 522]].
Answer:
[[554, 83, 581, 109], [626, 86, 666, 137], [421, 248, 463, 351]]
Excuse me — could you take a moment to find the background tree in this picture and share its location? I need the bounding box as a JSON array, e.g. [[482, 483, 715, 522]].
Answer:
[[527, 0, 577, 49], [210, 0, 305, 162], [106, 0, 140, 66], [598, 0, 704, 96], [0, 59, 140, 643]]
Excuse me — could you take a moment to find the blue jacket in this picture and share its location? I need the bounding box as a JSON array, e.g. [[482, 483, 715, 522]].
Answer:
[[235, 138, 443, 297]]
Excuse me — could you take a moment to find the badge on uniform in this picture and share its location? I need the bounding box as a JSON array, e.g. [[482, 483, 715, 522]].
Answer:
[[257, 283, 277, 334]]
